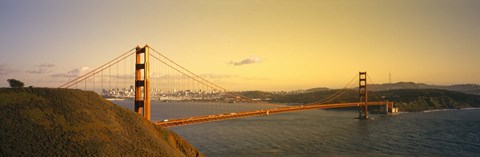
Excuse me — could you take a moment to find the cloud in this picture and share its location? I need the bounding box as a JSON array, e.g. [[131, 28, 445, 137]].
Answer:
[[242, 77, 270, 81], [37, 63, 55, 68], [108, 74, 134, 80], [200, 74, 237, 79], [0, 64, 13, 75], [147, 73, 237, 81], [150, 74, 207, 80], [26, 68, 51, 74], [50, 67, 90, 78], [229, 57, 263, 66], [26, 63, 56, 74]]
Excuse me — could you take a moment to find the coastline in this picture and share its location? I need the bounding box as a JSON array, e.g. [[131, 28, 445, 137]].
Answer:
[[422, 107, 480, 113]]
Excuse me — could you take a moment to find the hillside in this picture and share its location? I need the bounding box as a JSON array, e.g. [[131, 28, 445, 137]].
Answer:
[[368, 82, 480, 95], [377, 89, 480, 112], [0, 88, 204, 157], [262, 89, 480, 112], [269, 90, 358, 104]]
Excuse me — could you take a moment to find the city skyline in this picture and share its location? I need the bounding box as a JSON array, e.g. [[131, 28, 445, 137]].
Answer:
[[1, 0, 480, 91]]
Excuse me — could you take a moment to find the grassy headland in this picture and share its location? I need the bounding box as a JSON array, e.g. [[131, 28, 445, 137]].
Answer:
[[0, 88, 204, 157]]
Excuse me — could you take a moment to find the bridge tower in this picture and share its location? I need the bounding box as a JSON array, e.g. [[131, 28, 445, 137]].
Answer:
[[358, 72, 368, 119], [135, 45, 151, 120]]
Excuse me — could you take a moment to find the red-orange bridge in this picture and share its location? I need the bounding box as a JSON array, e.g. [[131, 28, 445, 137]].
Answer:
[[59, 45, 396, 128], [154, 101, 394, 127]]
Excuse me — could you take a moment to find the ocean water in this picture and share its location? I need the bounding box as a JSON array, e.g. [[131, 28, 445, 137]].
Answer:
[[112, 101, 480, 156], [111, 101, 283, 121]]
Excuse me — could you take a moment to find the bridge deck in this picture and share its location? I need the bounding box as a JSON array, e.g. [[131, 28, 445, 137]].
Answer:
[[154, 101, 386, 127]]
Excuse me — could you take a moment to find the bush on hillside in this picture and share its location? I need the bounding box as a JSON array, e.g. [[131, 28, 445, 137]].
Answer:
[[7, 79, 24, 88]]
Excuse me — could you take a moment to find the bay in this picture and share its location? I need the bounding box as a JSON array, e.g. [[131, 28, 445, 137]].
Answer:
[[112, 100, 480, 156]]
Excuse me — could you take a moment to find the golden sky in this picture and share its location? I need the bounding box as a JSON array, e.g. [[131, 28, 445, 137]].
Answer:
[[0, 0, 479, 90]]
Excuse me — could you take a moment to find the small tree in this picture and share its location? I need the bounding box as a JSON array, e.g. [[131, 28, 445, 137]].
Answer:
[[7, 79, 24, 88]]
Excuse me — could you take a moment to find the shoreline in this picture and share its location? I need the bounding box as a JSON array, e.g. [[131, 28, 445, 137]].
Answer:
[[422, 107, 480, 113]]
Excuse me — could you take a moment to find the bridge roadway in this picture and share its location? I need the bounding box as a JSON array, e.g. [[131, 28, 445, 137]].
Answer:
[[154, 101, 387, 127]]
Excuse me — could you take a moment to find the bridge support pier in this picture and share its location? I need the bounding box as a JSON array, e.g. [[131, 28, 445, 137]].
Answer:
[[357, 72, 369, 119], [385, 101, 398, 114], [135, 45, 151, 120]]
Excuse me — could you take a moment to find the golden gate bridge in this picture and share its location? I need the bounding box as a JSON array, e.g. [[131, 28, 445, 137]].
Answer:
[[58, 45, 396, 127]]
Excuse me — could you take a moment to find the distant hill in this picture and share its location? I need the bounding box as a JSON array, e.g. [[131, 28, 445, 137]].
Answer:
[[377, 89, 480, 112], [269, 89, 357, 104], [0, 88, 204, 157], [238, 90, 272, 99], [264, 89, 480, 112], [369, 82, 480, 95], [304, 87, 330, 93]]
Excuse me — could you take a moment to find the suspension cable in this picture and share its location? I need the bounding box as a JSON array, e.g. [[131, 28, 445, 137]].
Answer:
[[304, 73, 359, 105], [59, 45, 373, 109], [366, 74, 384, 102], [150, 47, 227, 92], [60, 50, 136, 88], [149, 52, 282, 106]]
